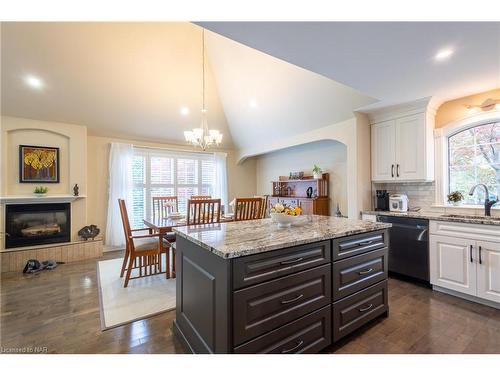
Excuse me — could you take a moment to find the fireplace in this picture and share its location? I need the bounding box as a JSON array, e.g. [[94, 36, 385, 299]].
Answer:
[[5, 203, 71, 249]]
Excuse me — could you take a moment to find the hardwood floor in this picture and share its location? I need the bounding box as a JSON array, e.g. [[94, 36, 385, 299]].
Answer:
[[1, 251, 499, 354]]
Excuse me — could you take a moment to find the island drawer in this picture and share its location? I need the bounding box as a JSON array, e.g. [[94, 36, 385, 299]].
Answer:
[[333, 248, 388, 301], [333, 280, 388, 342], [332, 230, 387, 261], [232, 240, 331, 289], [233, 263, 331, 346], [233, 305, 331, 354]]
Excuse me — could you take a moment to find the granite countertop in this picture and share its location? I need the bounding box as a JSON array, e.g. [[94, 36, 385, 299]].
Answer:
[[173, 215, 391, 259], [362, 210, 500, 226]]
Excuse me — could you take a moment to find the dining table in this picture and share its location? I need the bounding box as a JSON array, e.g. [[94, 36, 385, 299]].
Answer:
[[143, 215, 235, 235], [143, 214, 235, 278]]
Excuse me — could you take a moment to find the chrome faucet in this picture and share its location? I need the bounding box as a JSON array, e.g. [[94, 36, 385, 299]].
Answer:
[[469, 184, 498, 216]]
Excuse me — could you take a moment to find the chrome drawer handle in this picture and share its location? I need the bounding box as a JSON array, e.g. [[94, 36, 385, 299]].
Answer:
[[281, 340, 304, 354], [358, 304, 373, 312], [359, 240, 373, 246], [358, 268, 373, 275], [281, 294, 304, 304], [280, 257, 304, 265]]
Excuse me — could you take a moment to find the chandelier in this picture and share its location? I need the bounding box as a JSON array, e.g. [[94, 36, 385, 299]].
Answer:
[[184, 28, 223, 150]]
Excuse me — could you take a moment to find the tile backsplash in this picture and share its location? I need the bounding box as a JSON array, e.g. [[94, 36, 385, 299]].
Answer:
[[373, 182, 435, 210], [371, 181, 499, 217]]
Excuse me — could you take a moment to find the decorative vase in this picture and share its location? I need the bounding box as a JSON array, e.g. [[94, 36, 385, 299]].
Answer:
[[34, 193, 47, 197], [313, 172, 322, 179]]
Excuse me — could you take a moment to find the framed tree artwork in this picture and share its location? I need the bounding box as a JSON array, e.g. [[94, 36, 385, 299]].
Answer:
[[19, 145, 60, 183]]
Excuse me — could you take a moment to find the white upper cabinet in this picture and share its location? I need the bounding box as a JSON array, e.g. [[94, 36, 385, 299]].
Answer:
[[368, 99, 435, 182], [371, 120, 396, 181]]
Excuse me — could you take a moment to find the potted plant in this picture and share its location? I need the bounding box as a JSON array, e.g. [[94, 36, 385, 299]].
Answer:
[[33, 186, 48, 197], [312, 164, 323, 179], [447, 191, 464, 206]]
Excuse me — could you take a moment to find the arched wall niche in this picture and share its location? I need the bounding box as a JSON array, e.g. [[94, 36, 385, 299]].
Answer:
[[238, 114, 372, 219], [253, 139, 348, 216], [5, 128, 70, 195]]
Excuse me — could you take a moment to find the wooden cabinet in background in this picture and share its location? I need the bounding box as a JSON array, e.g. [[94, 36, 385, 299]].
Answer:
[[269, 173, 330, 216], [268, 197, 329, 216]]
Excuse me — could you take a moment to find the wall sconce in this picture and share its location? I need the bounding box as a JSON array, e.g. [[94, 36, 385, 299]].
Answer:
[[466, 98, 500, 114]]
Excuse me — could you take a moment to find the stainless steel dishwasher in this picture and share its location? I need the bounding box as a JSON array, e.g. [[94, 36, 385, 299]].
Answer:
[[377, 215, 429, 284]]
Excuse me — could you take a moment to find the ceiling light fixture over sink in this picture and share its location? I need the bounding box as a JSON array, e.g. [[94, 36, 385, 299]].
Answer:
[[184, 28, 223, 151]]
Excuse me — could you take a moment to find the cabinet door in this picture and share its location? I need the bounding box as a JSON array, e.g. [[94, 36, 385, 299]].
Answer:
[[371, 120, 396, 181], [476, 240, 500, 303], [395, 113, 425, 180], [429, 235, 476, 296]]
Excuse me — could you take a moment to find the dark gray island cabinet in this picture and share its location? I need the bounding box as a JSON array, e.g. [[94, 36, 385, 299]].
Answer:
[[172, 216, 390, 354]]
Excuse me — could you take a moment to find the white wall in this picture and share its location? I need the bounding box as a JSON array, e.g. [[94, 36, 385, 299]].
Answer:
[[255, 140, 347, 216], [239, 115, 372, 219]]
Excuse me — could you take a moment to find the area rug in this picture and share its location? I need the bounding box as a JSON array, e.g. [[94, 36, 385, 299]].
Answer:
[[97, 256, 176, 330]]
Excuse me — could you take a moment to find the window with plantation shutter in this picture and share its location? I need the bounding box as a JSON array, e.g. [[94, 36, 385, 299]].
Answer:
[[129, 147, 216, 228]]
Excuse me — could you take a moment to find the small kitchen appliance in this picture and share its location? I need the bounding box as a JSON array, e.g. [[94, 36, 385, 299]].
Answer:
[[389, 194, 409, 212], [375, 190, 389, 211]]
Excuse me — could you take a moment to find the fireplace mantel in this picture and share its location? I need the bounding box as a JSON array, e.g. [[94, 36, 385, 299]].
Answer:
[[0, 195, 86, 204]]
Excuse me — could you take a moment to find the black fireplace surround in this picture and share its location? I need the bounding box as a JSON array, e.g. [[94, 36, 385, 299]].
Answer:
[[5, 203, 71, 249]]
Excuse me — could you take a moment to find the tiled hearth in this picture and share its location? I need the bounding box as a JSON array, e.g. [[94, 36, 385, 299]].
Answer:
[[0, 239, 103, 272]]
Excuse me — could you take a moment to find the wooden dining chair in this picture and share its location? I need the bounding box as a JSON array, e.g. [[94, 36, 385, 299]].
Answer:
[[186, 198, 221, 225], [152, 196, 178, 221], [190, 195, 212, 200], [152, 195, 178, 244], [234, 197, 263, 221], [254, 195, 269, 218], [118, 199, 172, 287]]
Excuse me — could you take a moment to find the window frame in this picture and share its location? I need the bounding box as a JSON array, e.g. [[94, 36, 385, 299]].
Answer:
[[131, 147, 215, 227], [434, 110, 500, 208]]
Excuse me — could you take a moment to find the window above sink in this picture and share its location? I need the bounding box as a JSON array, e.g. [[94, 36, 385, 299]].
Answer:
[[435, 110, 500, 209]]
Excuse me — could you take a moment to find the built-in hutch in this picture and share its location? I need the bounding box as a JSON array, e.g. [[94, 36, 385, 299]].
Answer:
[[269, 173, 329, 215]]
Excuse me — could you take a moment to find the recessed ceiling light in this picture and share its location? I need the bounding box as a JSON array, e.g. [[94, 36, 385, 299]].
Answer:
[[180, 107, 190, 116], [249, 99, 258, 108], [435, 48, 454, 61], [24, 75, 44, 89]]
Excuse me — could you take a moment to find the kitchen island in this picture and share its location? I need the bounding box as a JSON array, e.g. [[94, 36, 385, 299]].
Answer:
[[172, 215, 391, 353]]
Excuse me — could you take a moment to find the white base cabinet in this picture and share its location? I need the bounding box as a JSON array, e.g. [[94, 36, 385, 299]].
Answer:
[[429, 221, 500, 305], [429, 235, 476, 296], [476, 241, 500, 303]]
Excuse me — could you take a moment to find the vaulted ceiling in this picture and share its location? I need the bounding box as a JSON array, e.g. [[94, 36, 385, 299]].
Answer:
[[200, 22, 500, 109], [2, 22, 499, 155], [1, 22, 234, 146], [1, 22, 373, 152]]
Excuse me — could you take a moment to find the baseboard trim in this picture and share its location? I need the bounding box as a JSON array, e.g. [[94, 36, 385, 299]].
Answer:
[[432, 285, 500, 310]]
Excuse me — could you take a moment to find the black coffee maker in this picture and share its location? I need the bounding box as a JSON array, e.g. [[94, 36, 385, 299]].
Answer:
[[375, 190, 389, 211]]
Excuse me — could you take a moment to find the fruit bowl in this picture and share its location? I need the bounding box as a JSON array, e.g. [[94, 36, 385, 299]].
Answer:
[[270, 212, 299, 228]]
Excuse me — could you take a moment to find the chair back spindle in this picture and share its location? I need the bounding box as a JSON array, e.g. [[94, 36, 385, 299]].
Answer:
[[152, 196, 178, 220], [234, 197, 263, 221], [187, 199, 221, 225]]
